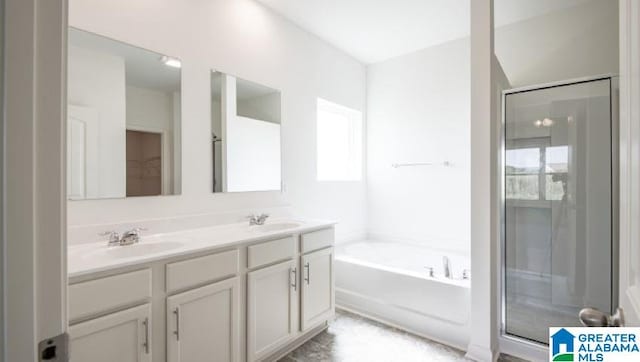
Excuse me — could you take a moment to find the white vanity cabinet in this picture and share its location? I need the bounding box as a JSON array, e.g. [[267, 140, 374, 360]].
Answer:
[[247, 229, 335, 361], [301, 247, 335, 331], [167, 277, 240, 362], [69, 304, 152, 362], [247, 259, 299, 362], [68, 225, 335, 362]]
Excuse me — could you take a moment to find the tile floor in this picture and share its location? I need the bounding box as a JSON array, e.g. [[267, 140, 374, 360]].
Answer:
[[279, 310, 528, 362]]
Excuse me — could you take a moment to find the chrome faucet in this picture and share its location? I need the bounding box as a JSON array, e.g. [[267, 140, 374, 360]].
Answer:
[[248, 214, 269, 226], [443, 256, 452, 279], [100, 231, 121, 247], [425, 266, 435, 278], [120, 227, 146, 246], [99, 227, 147, 246], [462, 269, 471, 280]]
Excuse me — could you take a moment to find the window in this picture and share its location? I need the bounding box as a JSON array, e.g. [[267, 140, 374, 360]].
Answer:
[[506, 147, 540, 200], [505, 141, 569, 201], [316, 98, 363, 181]]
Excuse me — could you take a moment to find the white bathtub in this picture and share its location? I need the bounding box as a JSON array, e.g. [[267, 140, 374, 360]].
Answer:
[[335, 241, 471, 349]]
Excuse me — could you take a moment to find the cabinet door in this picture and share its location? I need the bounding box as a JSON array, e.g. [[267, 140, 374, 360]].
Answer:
[[69, 304, 151, 362], [167, 277, 240, 362], [301, 247, 335, 331], [247, 259, 298, 362]]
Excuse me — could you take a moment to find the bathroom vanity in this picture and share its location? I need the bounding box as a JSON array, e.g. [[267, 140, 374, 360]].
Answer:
[[67, 220, 335, 362]]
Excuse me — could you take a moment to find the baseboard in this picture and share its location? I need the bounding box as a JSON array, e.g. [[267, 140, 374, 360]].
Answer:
[[465, 343, 499, 362]]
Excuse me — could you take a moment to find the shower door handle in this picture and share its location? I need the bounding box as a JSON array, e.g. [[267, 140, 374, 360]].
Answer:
[[579, 307, 625, 327]]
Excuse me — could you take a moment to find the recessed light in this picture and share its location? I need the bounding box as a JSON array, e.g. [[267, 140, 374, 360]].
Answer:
[[534, 118, 554, 127], [161, 56, 181, 68]]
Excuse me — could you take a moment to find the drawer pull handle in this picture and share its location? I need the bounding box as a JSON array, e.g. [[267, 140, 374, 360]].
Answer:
[[173, 308, 180, 341], [142, 318, 150, 354], [291, 268, 297, 291], [304, 262, 310, 285]]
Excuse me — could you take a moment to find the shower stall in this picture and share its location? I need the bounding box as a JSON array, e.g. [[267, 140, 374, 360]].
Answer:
[[501, 76, 617, 345]]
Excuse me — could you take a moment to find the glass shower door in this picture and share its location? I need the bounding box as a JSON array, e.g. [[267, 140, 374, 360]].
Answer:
[[503, 78, 613, 344]]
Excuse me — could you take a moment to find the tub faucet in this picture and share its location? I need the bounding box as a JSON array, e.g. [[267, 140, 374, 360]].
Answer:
[[443, 256, 452, 279]]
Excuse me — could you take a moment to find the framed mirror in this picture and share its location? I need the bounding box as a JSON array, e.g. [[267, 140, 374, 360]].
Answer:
[[67, 28, 182, 200], [211, 72, 282, 193]]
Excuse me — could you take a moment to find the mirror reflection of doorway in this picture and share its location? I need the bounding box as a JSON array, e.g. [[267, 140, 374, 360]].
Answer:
[[126, 130, 162, 197]]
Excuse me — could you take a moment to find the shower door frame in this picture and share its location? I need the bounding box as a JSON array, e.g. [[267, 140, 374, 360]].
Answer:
[[497, 74, 619, 356]]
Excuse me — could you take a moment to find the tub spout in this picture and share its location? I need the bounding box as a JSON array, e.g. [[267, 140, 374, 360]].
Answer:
[[443, 256, 451, 279]]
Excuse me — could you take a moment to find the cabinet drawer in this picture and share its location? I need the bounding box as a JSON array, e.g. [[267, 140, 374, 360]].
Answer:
[[247, 236, 296, 269], [166, 249, 238, 293], [69, 269, 152, 322], [301, 228, 334, 253]]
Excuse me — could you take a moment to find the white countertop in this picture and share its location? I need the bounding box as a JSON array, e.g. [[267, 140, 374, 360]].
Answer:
[[68, 218, 336, 279]]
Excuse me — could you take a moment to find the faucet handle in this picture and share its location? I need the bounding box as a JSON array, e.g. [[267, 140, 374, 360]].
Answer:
[[123, 227, 147, 237], [462, 269, 471, 280], [425, 266, 435, 277], [99, 231, 120, 246], [247, 214, 269, 225], [120, 227, 146, 246]]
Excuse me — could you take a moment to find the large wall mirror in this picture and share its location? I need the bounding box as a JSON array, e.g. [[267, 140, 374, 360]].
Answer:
[[67, 28, 182, 200], [211, 72, 282, 193]]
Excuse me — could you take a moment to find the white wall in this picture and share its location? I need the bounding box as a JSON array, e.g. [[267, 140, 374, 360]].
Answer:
[[68, 45, 126, 198], [237, 92, 281, 124], [366, 38, 471, 253], [496, 0, 618, 87], [68, 0, 367, 241]]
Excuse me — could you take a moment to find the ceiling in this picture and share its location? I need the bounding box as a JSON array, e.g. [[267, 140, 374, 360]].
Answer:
[[69, 28, 181, 93], [256, 0, 593, 64]]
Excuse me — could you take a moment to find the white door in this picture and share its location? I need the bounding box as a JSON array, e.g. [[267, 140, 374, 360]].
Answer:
[[166, 278, 240, 362], [67, 105, 99, 200], [301, 247, 335, 331], [69, 304, 151, 362], [247, 259, 298, 362], [4, 0, 68, 360], [618, 0, 640, 326]]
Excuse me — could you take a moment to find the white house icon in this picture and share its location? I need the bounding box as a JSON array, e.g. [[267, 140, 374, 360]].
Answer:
[[551, 328, 575, 357]]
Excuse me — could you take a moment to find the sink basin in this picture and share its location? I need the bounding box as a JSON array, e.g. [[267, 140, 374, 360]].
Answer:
[[250, 222, 302, 233], [87, 241, 184, 259]]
